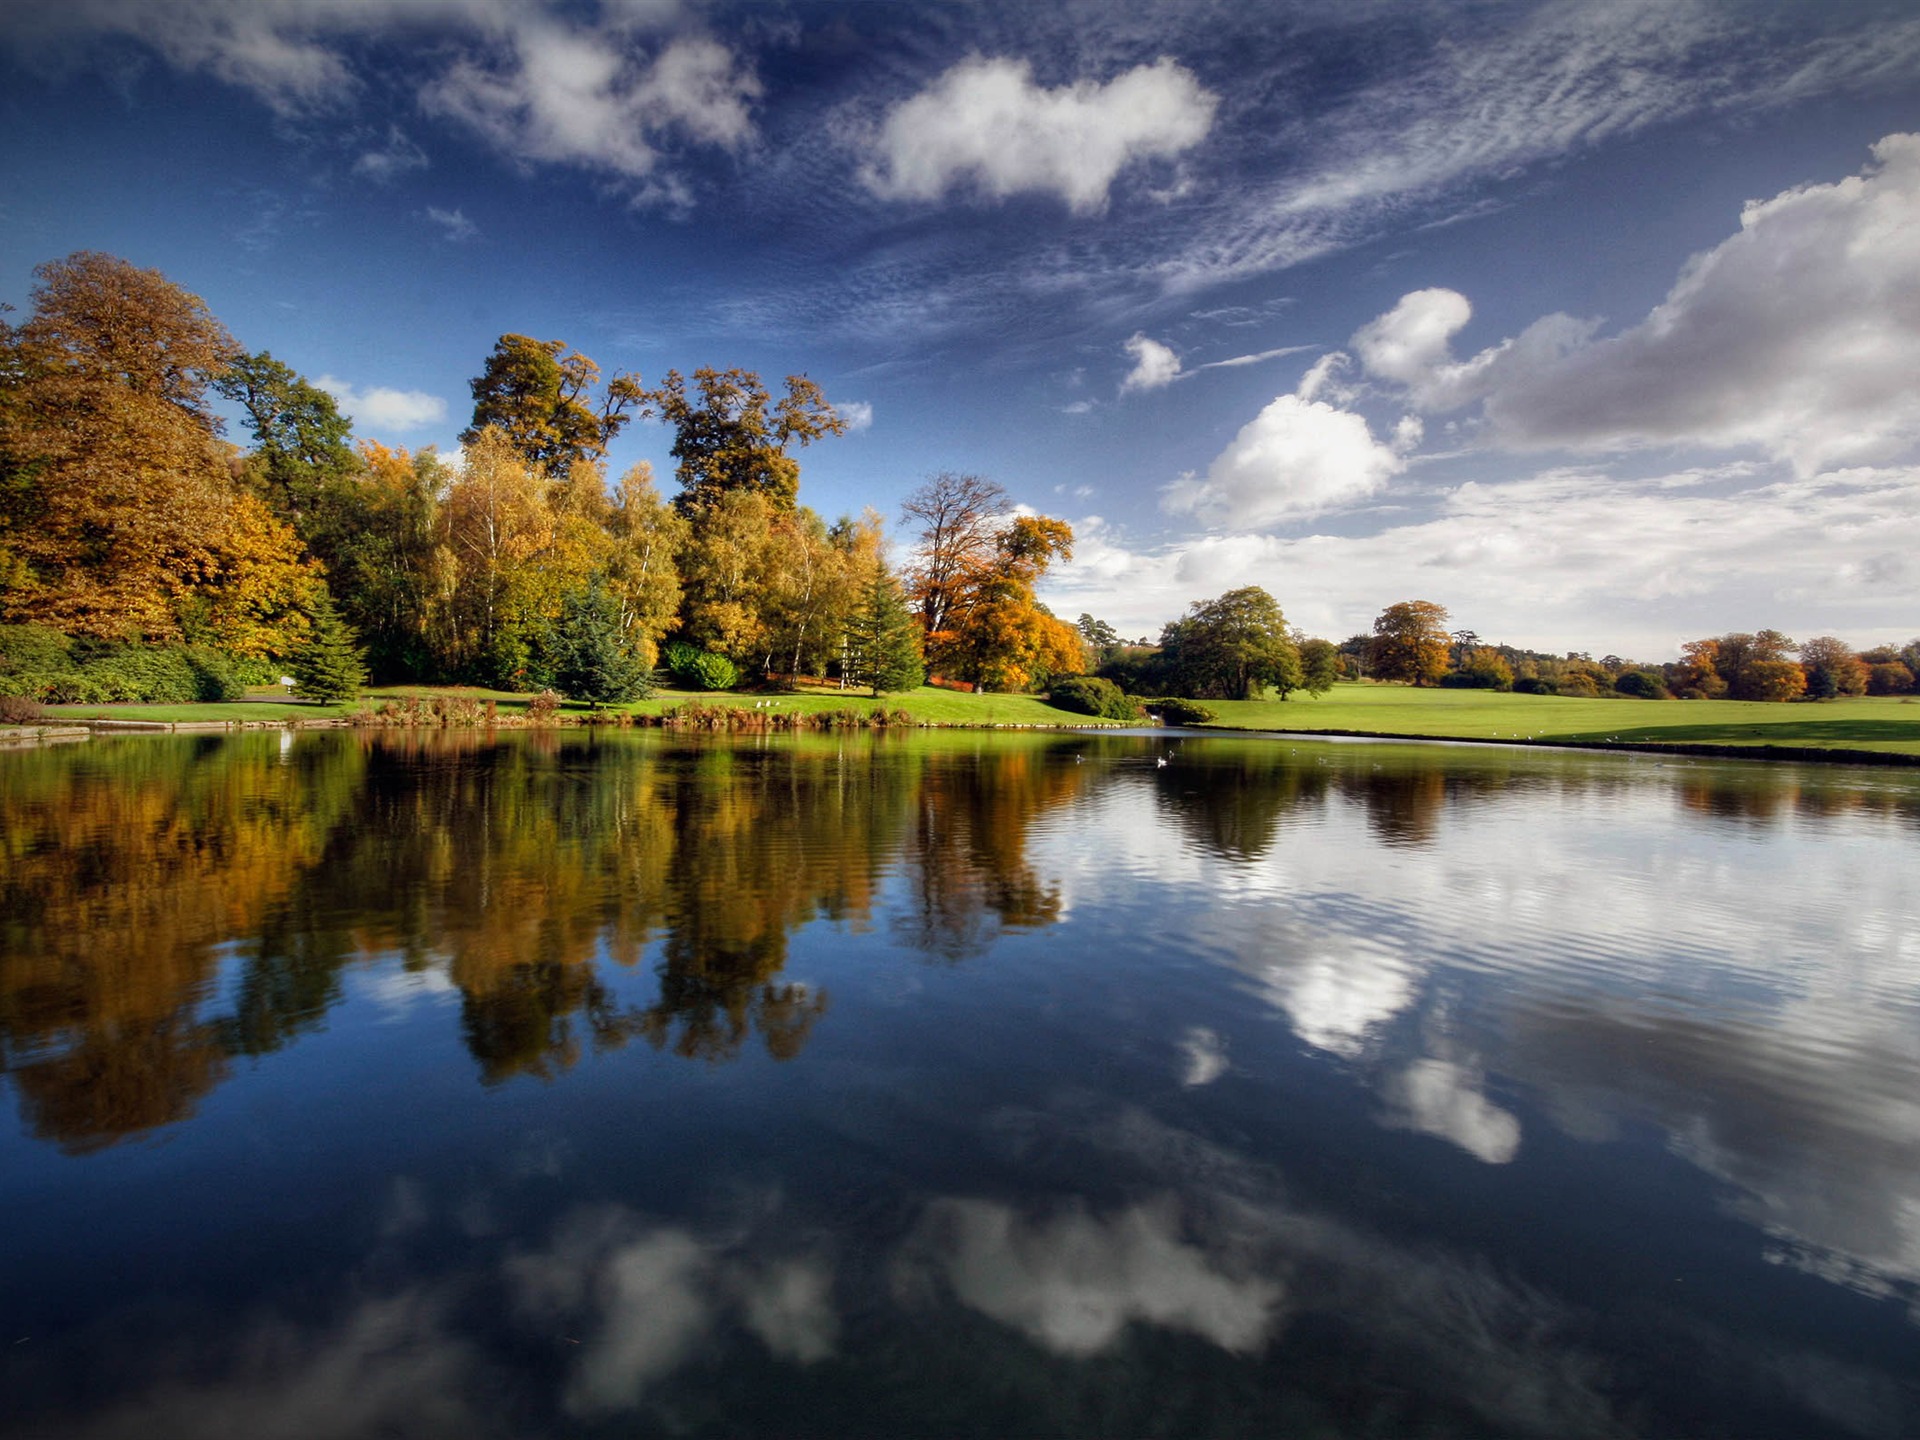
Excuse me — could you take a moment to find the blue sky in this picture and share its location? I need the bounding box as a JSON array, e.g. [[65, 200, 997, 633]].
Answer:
[[3, 0, 1917, 658]]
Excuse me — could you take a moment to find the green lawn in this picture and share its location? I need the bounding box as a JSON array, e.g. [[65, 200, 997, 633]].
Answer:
[[32, 681, 1105, 729], [1197, 683, 1920, 757], [23, 679, 1920, 758]]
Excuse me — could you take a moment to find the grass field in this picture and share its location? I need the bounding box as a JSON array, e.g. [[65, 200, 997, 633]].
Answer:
[[19, 680, 1920, 758], [1198, 683, 1920, 757]]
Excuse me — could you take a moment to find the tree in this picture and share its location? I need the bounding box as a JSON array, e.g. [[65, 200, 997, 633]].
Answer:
[[0, 252, 317, 652], [290, 591, 367, 703], [216, 350, 358, 526], [1704, 630, 1804, 701], [1298, 637, 1340, 696], [1798, 636, 1868, 699], [843, 562, 924, 696], [1156, 587, 1300, 700], [462, 335, 644, 478], [650, 367, 844, 515], [920, 513, 1080, 691], [553, 579, 651, 706], [900, 472, 1009, 639], [603, 463, 686, 673], [1370, 601, 1451, 685], [1670, 639, 1726, 699]]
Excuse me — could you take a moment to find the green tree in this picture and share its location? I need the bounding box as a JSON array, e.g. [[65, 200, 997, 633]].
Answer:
[[1157, 587, 1300, 700], [843, 562, 924, 696], [1370, 601, 1451, 686], [553, 579, 651, 706], [651, 367, 844, 515], [1298, 636, 1340, 695], [290, 590, 367, 703], [215, 350, 358, 527], [461, 335, 644, 478]]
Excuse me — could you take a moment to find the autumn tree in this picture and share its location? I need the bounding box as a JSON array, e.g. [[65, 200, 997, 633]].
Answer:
[[924, 514, 1081, 691], [1156, 587, 1301, 700], [462, 335, 645, 477], [1798, 636, 1869, 699], [324, 441, 446, 679], [900, 472, 1008, 639], [1669, 638, 1726, 698], [1370, 601, 1451, 686], [603, 463, 686, 672], [1708, 630, 1805, 702], [651, 367, 844, 515], [0, 252, 317, 655]]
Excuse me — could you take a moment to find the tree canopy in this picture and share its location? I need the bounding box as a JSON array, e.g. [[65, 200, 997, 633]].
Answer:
[[462, 334, 645, 477], [1156, 587, 1301, 700], [1371, 601, 1451, 686]]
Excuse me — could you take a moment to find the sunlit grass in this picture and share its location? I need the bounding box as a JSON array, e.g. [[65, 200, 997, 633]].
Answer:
[[1202, 683, 1920, 756]]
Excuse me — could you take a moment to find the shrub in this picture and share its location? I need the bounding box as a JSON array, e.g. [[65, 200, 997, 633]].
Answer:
[[0, 625, 75, 678], [0, 694, 47, 724], [1613, 670, 1670, 700], [667, 646, 739, 691], [1047, 676, 1144, 720], [1150, 696, 1216, 725], [1511, 676, 1554, 695], [184, 646, 246, 702], [526, 689, 562, 723]]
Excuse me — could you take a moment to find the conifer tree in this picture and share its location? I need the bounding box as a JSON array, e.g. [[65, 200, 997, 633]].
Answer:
[[291, 591, 368, 704], [844, 564, 924, 697], [553, 579, 651, 706]]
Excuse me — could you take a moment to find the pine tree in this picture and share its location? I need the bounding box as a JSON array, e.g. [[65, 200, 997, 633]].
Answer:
[[290, 591, 368, 704], [844, 564, 924, 697], [553, 580, 651, 706]]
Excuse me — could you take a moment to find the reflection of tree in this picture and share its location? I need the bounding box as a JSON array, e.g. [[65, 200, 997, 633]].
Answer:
[[0, 735, 358, 1152], [1151, 748, 1330, 860], [0, 730, 1082, 1148], [893, 746, 1080, 960], [1352, 767, 1451, 848]]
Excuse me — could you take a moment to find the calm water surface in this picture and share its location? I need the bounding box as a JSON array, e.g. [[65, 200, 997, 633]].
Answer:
[[2, 728, 1918, 1438]]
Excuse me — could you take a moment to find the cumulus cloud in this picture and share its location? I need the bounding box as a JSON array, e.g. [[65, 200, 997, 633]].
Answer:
[[316, 375, 448, 432], [1354, 135, 1920, 475], [425, 28, 759, 197], [1119, 332, 1181, 393], [861, 55, 1217, 213], [1161, 355, 1417, 526], [1048, 462, 1920, 657], [834, 399, 873, 432]]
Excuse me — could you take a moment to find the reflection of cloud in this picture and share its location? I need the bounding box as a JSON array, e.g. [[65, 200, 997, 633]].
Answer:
[[903, 1197, 1279, 1357], [62, 1291, 484, 1440], [1382, 1058, 1521, 1164], [1258, 938, 1417, 1059], [1179, 1025, 1228, 1086], [506, 1204, 837, 1416]]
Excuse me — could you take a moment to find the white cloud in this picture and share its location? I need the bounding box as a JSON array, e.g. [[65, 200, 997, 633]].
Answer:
[[316, 375, 448, 433], [424, 205, 477, 242], [1178, 1026, 1229, 1086], [1161, 355, 1412, 526], [1355, 136, 1920, 475], [352, 124, 428, 183], [1119, 332, 1180, 393], [834, 399, 873, 432], [861, 55, 1217, 214], [425, 27, 759, 197], [1050, 462, 1920, 657], [1163, 5, 1920, 289]]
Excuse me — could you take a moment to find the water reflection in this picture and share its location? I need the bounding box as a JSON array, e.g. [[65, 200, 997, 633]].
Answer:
[[5, 731, 1920, 1438]]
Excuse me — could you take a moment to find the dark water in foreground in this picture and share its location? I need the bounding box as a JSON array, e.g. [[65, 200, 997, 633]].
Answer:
[[2, 728, 1918, 1438]]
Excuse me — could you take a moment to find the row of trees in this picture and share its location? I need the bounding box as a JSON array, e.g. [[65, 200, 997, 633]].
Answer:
[[0, 254, 1081, 702]]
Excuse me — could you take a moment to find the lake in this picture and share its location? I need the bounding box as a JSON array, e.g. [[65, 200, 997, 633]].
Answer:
[[2, 728, 1917, 1438]]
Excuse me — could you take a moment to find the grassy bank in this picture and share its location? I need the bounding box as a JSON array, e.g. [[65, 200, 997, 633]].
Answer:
[[16, 679, 1920, 758], [1196, 683, 1920, 757]]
